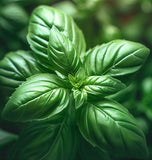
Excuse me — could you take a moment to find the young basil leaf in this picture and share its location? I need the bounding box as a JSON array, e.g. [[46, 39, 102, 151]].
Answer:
[[73, 89, 87, 109], [75, 67, 86, 81], [84, 40, 150, 77], [0, 50, 42, 89], [2, 73, 70, 122], [9, 105, 78, 160], [27, 5, 86, 70], [83, 75, 126, 99], [48, 26, 81, 76], [77, 99, 148, 159]]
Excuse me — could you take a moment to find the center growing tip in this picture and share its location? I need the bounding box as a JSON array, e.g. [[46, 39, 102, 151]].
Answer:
[[68, 74, 84, 90]]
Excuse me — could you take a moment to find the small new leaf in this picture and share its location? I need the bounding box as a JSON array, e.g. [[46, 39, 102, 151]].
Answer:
[[2, 73, 70, 122], [48, 26, 81, 75], [73, 89, 87, 109], [77, 99, 148, 158]]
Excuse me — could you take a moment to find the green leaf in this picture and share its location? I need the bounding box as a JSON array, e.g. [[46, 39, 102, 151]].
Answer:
[[73, 89, 87, 109], [53, 1, 79, 19], [27, 5, 86, 70], [9, 105, 78, 160], [2, 73, 70, 122], [141, 78, 152, 120], [75, 67, 86, 81], [83, 75, 126, 99], [74, 0, 103, 12], [0, 129, 18, 149], [0, 4, 28, 31], [0, 50, 42, 89], [77, 99, 148, 158], [84, 40, 150, 77], [68, 74, 83, 89], [48, 26, 81, 75]]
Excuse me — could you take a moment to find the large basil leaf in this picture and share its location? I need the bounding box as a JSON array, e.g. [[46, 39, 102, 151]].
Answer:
[[27, 5, 86, 69], [48, 26, 81, 76], [77, 99, 148, 158], [83, 75, 126, 99], [0, 50, 41, 89], [9, 105, 78, 160], [84, 40, 149, 77], [2, 73, 70, 122]]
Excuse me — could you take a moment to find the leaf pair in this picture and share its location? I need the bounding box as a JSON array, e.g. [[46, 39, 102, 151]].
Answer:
[[27, 5, 86, 73], [73, 75, 126, 109]]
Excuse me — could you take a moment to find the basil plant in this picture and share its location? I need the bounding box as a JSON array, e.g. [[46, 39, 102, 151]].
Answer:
[[0, 5, 150, 160]]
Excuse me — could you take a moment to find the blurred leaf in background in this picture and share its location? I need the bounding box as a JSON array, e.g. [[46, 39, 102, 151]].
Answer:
[[0, 2, 29, 59], [0, 129, 18, 160]]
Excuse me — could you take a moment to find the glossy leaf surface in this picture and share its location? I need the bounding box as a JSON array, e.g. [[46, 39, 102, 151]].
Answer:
[[73, 89, 87, 109], [77, 99, 148, 158], [27, 5, 86, 69], [84, 40, 149, 77], [2, 73, 70, 122], [48, 26, 81, 75], [83, 75, 126, 98], [0, 50, 41, 89]]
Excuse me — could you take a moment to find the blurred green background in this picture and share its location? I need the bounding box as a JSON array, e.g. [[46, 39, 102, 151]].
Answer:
[[0, 0, 152, 160]]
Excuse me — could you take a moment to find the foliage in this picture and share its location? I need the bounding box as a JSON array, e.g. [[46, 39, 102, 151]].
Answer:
[[0, 5, 150, 160]]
